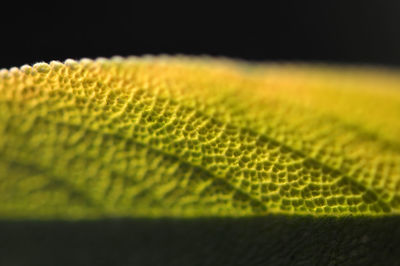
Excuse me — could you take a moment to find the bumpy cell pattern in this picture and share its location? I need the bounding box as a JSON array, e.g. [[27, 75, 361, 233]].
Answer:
[[0, 56, 399, 219]]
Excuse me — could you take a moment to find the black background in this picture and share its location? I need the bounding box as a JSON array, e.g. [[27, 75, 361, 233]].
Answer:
[[1, 2, 400, 69]]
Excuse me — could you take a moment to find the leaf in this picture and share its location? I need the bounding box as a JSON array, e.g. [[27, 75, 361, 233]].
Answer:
[[1, 56, 400, 265], [0, 56, 400, 219]]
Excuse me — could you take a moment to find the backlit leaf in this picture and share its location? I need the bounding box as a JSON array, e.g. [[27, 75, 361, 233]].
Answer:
[[0, 56, 399, 219]]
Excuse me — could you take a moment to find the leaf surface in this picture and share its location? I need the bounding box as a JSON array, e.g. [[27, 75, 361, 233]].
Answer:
[[0, 56, 400, 219]]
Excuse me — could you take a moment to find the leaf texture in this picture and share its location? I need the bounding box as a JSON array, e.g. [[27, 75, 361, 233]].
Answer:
[[0, 56, 400, 219]]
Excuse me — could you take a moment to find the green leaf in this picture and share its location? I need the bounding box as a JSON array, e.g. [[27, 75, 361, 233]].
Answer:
[[0, 56, 400, 265], [0, 56, 400, 218]]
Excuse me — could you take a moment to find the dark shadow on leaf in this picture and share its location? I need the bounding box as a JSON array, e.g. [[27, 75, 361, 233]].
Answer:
[[0, 215, 399, 266]]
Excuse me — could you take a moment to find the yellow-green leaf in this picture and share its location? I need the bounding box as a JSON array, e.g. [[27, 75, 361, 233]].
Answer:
[[0, 56, 400, 219], [1, 56, 400, 265]]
